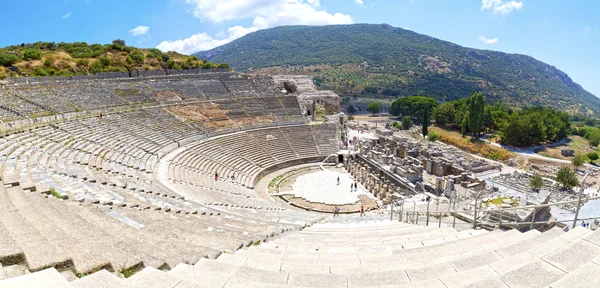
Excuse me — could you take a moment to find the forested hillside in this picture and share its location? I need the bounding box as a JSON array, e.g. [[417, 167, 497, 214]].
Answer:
[[195, 24, 600, 114]]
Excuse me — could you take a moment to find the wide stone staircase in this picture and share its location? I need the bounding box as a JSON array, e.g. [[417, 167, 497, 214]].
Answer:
[[2, 214, 599, 287]]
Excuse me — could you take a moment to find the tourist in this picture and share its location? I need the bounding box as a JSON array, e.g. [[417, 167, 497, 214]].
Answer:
[[334, 206, 340, 217], [214, 172, 218, 181], [360, 206, 365, 217], [354, 182, 357, 191], [350, 184, 354, 192], [337, 177, 340, 185]]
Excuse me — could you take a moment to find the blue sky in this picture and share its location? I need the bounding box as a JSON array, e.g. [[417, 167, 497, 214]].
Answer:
[[0, 0, 598, 97]]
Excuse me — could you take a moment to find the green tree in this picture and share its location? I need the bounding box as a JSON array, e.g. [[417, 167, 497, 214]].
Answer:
[[468, 92, 486, 137], [389, 96, 438, 118], [217, 63, 231, 68], [402, 116, 413, 130], [572, 154, 585, 170], [427, 131, 440, 142], [556, 167, 579, 190], [422, 108, 429, 137], [432, 102, 455, 126], [530, 174, 544, 192], [346, 104, 357, 114], [587, 152, 599, 162], [112, 39, 126, 47], [586, 129, 600, 147], [367, 102, 381, 115], [484, 105, 495, 130], [23, 48, 42, 60], [0, 53, 18, 67]]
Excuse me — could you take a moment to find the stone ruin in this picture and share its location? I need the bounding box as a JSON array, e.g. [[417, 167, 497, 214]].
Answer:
[[561, 148, 575, 157], [271, 75, 340, 120], [344, 129, 495, 200]]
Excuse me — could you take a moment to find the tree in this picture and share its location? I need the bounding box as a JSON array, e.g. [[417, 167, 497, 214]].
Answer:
[[402, 116, 413, 130], [530, 174, 544, 192], [283, 81, 298, 94], [367, 102, 381, 115], [23, 48, 42, 60], [587, 152, 599, 162], [556, 167, 579, 190], [346, 104, 357, 114], [427, 131, 440, 142], [572, 153, 585, 170], [422, 108, 429, 137], [468, 92, 485, 137], [389, 96, 438, 118], [484, 105, 495, 130], [112, 39, 126, 47], [432, 102, 455, 126]]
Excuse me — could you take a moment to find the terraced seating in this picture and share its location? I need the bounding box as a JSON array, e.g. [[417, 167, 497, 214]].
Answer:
[[5, 215, 599, 287]]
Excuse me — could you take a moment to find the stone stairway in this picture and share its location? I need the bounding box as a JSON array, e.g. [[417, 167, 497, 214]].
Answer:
[[2, 216, 599, 288]]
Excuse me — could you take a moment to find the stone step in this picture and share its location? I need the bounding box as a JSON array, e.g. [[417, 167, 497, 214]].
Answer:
[[0, 268, 73, 288], [71, 269, 128, 288]]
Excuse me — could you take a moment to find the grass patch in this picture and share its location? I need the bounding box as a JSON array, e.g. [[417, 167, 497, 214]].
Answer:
[[49, 187, 62, 199], [252, 240, 261, 246], [430, 127, 511, 161], [119, 265, 136, 278]]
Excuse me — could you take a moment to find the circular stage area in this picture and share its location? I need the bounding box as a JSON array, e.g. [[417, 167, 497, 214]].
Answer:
[[268, 165, 379, 213], [291, 169, 371, 205]]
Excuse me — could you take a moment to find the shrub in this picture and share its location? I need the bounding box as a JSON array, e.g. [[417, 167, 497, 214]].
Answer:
[[130, 50, 145, 64], [587, 152, 599, 162], [217, 63, 230, 68], [0, 53, 18, 67], [427, 131, 440, 142], [347, 115, 355, 121], [402, 116, 413, 130], [76, 59, 89, 67], [23, 48, 42, 60], [572, 153, 585, 169], [99, 56, 110, 67]]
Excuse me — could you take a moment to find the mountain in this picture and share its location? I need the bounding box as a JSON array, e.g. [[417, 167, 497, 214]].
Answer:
[[0, 41, 227, 79], [194, 24, 600, 114]]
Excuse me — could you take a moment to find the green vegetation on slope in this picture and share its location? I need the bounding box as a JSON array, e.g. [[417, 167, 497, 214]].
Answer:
[[0, 40, 229, 78], [195, 24, 600, 114]]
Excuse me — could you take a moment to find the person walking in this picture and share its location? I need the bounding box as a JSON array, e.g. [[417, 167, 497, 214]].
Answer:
[[337, 177, 340, 186], [214, 172, 218, 181], [360, 206, 365, 217], [334, 206, 340, 217]]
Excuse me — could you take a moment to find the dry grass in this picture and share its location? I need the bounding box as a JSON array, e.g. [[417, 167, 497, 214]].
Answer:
[[535, 136, 597, 160], [430, 127, 512, 161]]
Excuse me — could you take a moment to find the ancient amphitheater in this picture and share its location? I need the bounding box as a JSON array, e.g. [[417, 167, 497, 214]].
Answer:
[[0, 69, 597, 287]]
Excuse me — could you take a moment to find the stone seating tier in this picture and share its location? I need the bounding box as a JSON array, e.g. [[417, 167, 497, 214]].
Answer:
[[3, 219, 599, 287]]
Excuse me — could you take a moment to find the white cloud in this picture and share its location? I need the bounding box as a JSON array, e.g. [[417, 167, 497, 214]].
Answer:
[[158, 0, 353, 54], [61, 11, 71, 19], [479, 35, 499, 44], [354, 0, 364, 6], [481, 0, 523, 15], [129, 25, 150, 36]]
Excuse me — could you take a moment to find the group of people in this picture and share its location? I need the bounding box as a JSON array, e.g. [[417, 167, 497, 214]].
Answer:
[[350, 182, 358, 192], [333, 205, 365, 217]]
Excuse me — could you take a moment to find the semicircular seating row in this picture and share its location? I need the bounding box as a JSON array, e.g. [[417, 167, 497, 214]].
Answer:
[[0, 104, 338, 279]]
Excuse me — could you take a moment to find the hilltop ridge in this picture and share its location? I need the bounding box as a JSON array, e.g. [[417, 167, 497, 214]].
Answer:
[[195, 24, 600, 114], [0, 40, 228, 79]]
